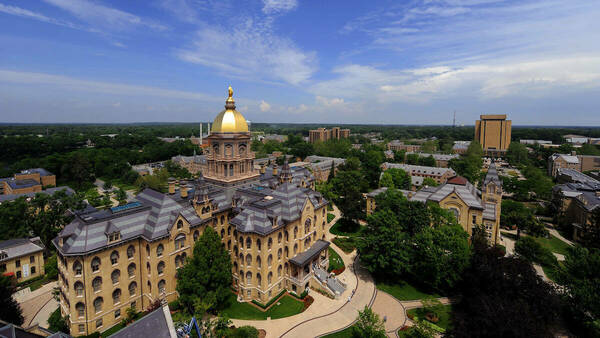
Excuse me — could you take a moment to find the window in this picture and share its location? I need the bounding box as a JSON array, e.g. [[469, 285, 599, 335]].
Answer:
[[246, 237, 251, 249], [92, 277, 102, 292], [15, 259, 20, 267], [75, 281, 84, 296], [110, 251, 119, 265], [247, 290, 251, 298], [146, 244, 150, 256], [284, 247, 289, 258], [157, 261, 165, 274], [177, 219, 184, 229], [246, 254, 252, 266], [148, 281, 151, 292], [128, 282, 137, 296], [277, 265, 282, 277], [175, 255, 181, 268], [257, 239, 262, 251], [93, 297, 103, 313], [91, 257, 100, 272], [127, 245, 135, 258], [268, 272, 272, 284], [111, 269, 120, 284], [305, 219, 311, 234], [193, 231, 199, 241], [472, 215, 477, 224], [256, 273, 262, 286], [146, 262, 150, 274], [293, 244, 298, 254], [221, 215, 225, 225], [294, 226, 298, 239], [257, 256, 262, 268], [31, 266, 36, 274], [112, 289, 121, 304], [246, 272, 252, 285], [278, 232, 282, 243], [268, 238, 273, 249], [115, 309, 121, 318], [156, 244, 164, 257], [221, 229, 225, 238], [267, 254, 272, 266], [449, 208, 459, 221], [158, 279, 166, 294], [278, 248, 282, 260], [30, 256, 35, 263], [76, 302, 85, 318], [175, 234, 186, 250], [96, 318, 102, 329], [78, 324, 85, 333], [128, 263, 136, 277]]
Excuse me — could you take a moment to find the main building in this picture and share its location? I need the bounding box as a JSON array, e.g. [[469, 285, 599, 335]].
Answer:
[[53, 88, 331, 336]]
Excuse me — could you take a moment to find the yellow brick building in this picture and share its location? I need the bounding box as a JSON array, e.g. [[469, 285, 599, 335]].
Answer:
[[475, 114, 512, 155], [0, 237, 45, 282]]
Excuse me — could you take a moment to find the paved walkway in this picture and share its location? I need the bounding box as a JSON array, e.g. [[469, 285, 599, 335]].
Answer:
[[370, 291, 405, 337], [15, 281, 58, 328], [547, 228, 574, 246]]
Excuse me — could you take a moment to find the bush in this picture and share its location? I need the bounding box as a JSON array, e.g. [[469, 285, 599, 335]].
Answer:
[[168, 299, 180, 311], [332, 237, 358, 254], [16, 275, 44, 288], [227, 326, 259, 338], [44, 253, 58, 280], [48, 308, 70, 334], [515, 236, 558, 267], [251, 289, 286, 309]]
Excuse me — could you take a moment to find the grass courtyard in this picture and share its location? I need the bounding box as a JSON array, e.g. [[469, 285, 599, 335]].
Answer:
[[407, 304, 453, 332], [327, 213, 336, 223], [220, 292, 305, 320], [322, 324, 356, 337], [329, 222, 363, 237], [377, 280, 440, 301], [533, 235, 572, 256]]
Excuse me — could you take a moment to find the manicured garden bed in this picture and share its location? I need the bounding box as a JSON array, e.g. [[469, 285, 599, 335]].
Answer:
[[220, 293, 305, 320], [328, 247, 345, 274], [329, 222, 362, 237], [407, 304, 453, 332], [377, 281, 440, 301]]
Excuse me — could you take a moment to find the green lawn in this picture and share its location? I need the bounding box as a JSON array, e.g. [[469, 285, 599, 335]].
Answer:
[[377, 281, 440, 301], [330, 222, 362, 237], [327, 213, 335, 223], [322, 325, 356, 337], [328, 247, 345, 272], [332, 237, 359, 254], [533, 235, 572, 256], [541, 261, 564, 282], [220, 293, 304, 320], [99, 177, 138, 192], [407, 305, 453, 331]]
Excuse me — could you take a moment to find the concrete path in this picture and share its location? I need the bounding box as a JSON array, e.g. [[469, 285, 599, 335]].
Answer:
[[547, 228, 574, 246], [15, 281, 58, 328], [370, 290, 405, 337]]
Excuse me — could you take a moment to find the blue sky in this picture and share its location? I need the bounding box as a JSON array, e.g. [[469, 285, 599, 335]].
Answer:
[[1, 0, 599, 125]]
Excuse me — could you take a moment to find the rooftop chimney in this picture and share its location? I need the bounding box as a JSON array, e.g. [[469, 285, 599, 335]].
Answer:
[[273, 164, 278, 176], [260, 164, 266, 174], [181, 184, 188, 198], [168, 178, 175, 194]]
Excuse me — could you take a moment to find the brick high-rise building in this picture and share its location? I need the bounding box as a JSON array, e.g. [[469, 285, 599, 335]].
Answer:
[[308, 127, 350, 143], [474, 114, 512, 155]]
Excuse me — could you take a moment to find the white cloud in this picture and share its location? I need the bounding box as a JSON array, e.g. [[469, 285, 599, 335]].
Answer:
[[259, 100, 271, 112], [0, 69, 217, 101], [0, 3, 96, 32], [176, 18, 316, 85], [42, 0, 167, 31], [262, 0, 297, 14]]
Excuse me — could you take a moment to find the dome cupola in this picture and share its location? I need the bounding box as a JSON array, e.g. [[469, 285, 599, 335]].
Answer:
[[210, 86, 249, 133]]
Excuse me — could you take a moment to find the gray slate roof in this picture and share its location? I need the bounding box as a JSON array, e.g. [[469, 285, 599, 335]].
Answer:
[[54, 189, 203, 255], [108, 305, 175, 338], [0, 238, 44, 262], [289, 239, 329, 266]]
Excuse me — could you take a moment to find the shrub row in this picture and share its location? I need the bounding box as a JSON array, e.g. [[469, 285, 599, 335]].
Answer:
[[251, 289, 287, 310]]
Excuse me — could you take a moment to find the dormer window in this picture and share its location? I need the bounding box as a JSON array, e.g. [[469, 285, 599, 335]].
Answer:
[[108, 232, 121, 242]]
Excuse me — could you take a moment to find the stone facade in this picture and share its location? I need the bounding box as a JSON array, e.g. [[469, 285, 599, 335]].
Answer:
[[549, 153, 600, 177], [381, 163, 456, 185], [0, 237, 45, 282]]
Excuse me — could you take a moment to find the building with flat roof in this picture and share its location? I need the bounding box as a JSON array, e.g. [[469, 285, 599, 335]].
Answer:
[[1, 168, 56, 195], [381, 163, 456, 185], [308, 127, 350, 143], [475, 114, 512, 155], [0, 237, 45, 282], [404, 152, 459, 168]]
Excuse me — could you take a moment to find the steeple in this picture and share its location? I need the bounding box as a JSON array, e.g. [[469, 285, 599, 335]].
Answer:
[[279, 159, 293, 183]]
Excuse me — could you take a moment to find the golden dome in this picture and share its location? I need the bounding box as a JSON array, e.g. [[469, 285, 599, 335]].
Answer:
[[211, 86, 249, 133]]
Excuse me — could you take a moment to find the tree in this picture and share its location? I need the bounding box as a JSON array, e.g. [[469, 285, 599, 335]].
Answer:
[[45, 253, 59, 280], [327, 161, 335, 182], [418, 155, 436, 167], [506, 142, 530, 166], [115, 187, 127, 205], [176, 226, 232, 314], [0, 275, 24, 325], [101, 193, 112, 208], [404, 321, 434, 338], [515, 236, 558, 267], [385, 168, 410, 190], [422, 177, 438, 187], [352, 306, 386, 338], [379, 171, 395, 188], [331, 158, 366, 229], [48, 308, 70, 334], [556, 246, 600, 336], [228, 326, 259, 338], [450, 244, 561, 337]]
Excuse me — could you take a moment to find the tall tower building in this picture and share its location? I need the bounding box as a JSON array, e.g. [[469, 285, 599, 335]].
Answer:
[[203, 86, 259, 187], [474, 114, 512, 155]]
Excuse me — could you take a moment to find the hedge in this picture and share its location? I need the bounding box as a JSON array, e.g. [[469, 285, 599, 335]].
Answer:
[[251, 289, 287, 309]]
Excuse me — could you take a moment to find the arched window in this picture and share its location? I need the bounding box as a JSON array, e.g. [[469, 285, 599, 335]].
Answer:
[[146, 244, 150, 256], [146, 262, 150, 274], [268, 272, 273, 284], [234, 245, 238, 256], [175, 255, 181, 268], [127, 245, 135, 258], [268, 238, 273, 249], [221, 215, 225, 225], [91, 257, 100, 272], [278, 232, 282, 243], [256, 256, 262, 268], [245, 254, 252, 266], [181, 252, 187, 263], [239, 236, 243, 246], [277, 265, 282, 277], [76, 302, 85, 318], [257, 239, 262, 251], [93, 297, 103, 313], [92, 277, 102, 292], [147, 281, 151, 292], [158, 279, 166, 294], [74, 281, 84, 296], [246, 272, 252, 285], [73, 261, 82, 276], [112, 289, 121, 304], [221, 229, 225, 238], [284, 262, 289, 274], [277, 248, 282, 260], [305, 219, 311, 234], [293, 244, 298, 254], [256, 273, 262, 286], [284, 231, 289, 242], [194, 230, 199, 241], [305, 237, 311, 248], [127, 263, 136, 277], [156, 244, 164, 257], [227, 240, 231, 250], [233, 262, 238, 273], [157, 261, 165, 275], [284, 247, 289, 258], [239, 270, 244, 283], [177, 219, 183, 229], [294, 226, 298, 239], [111, 270, 120, 284], [449, 208, 460, 221], [228, 226, 232, 235], [246, 237, 252, 249], [175, 234, 186, 250], [267, 254, 273, 266], [110, 251, 119, 265], [128, 282, 137, 296]]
